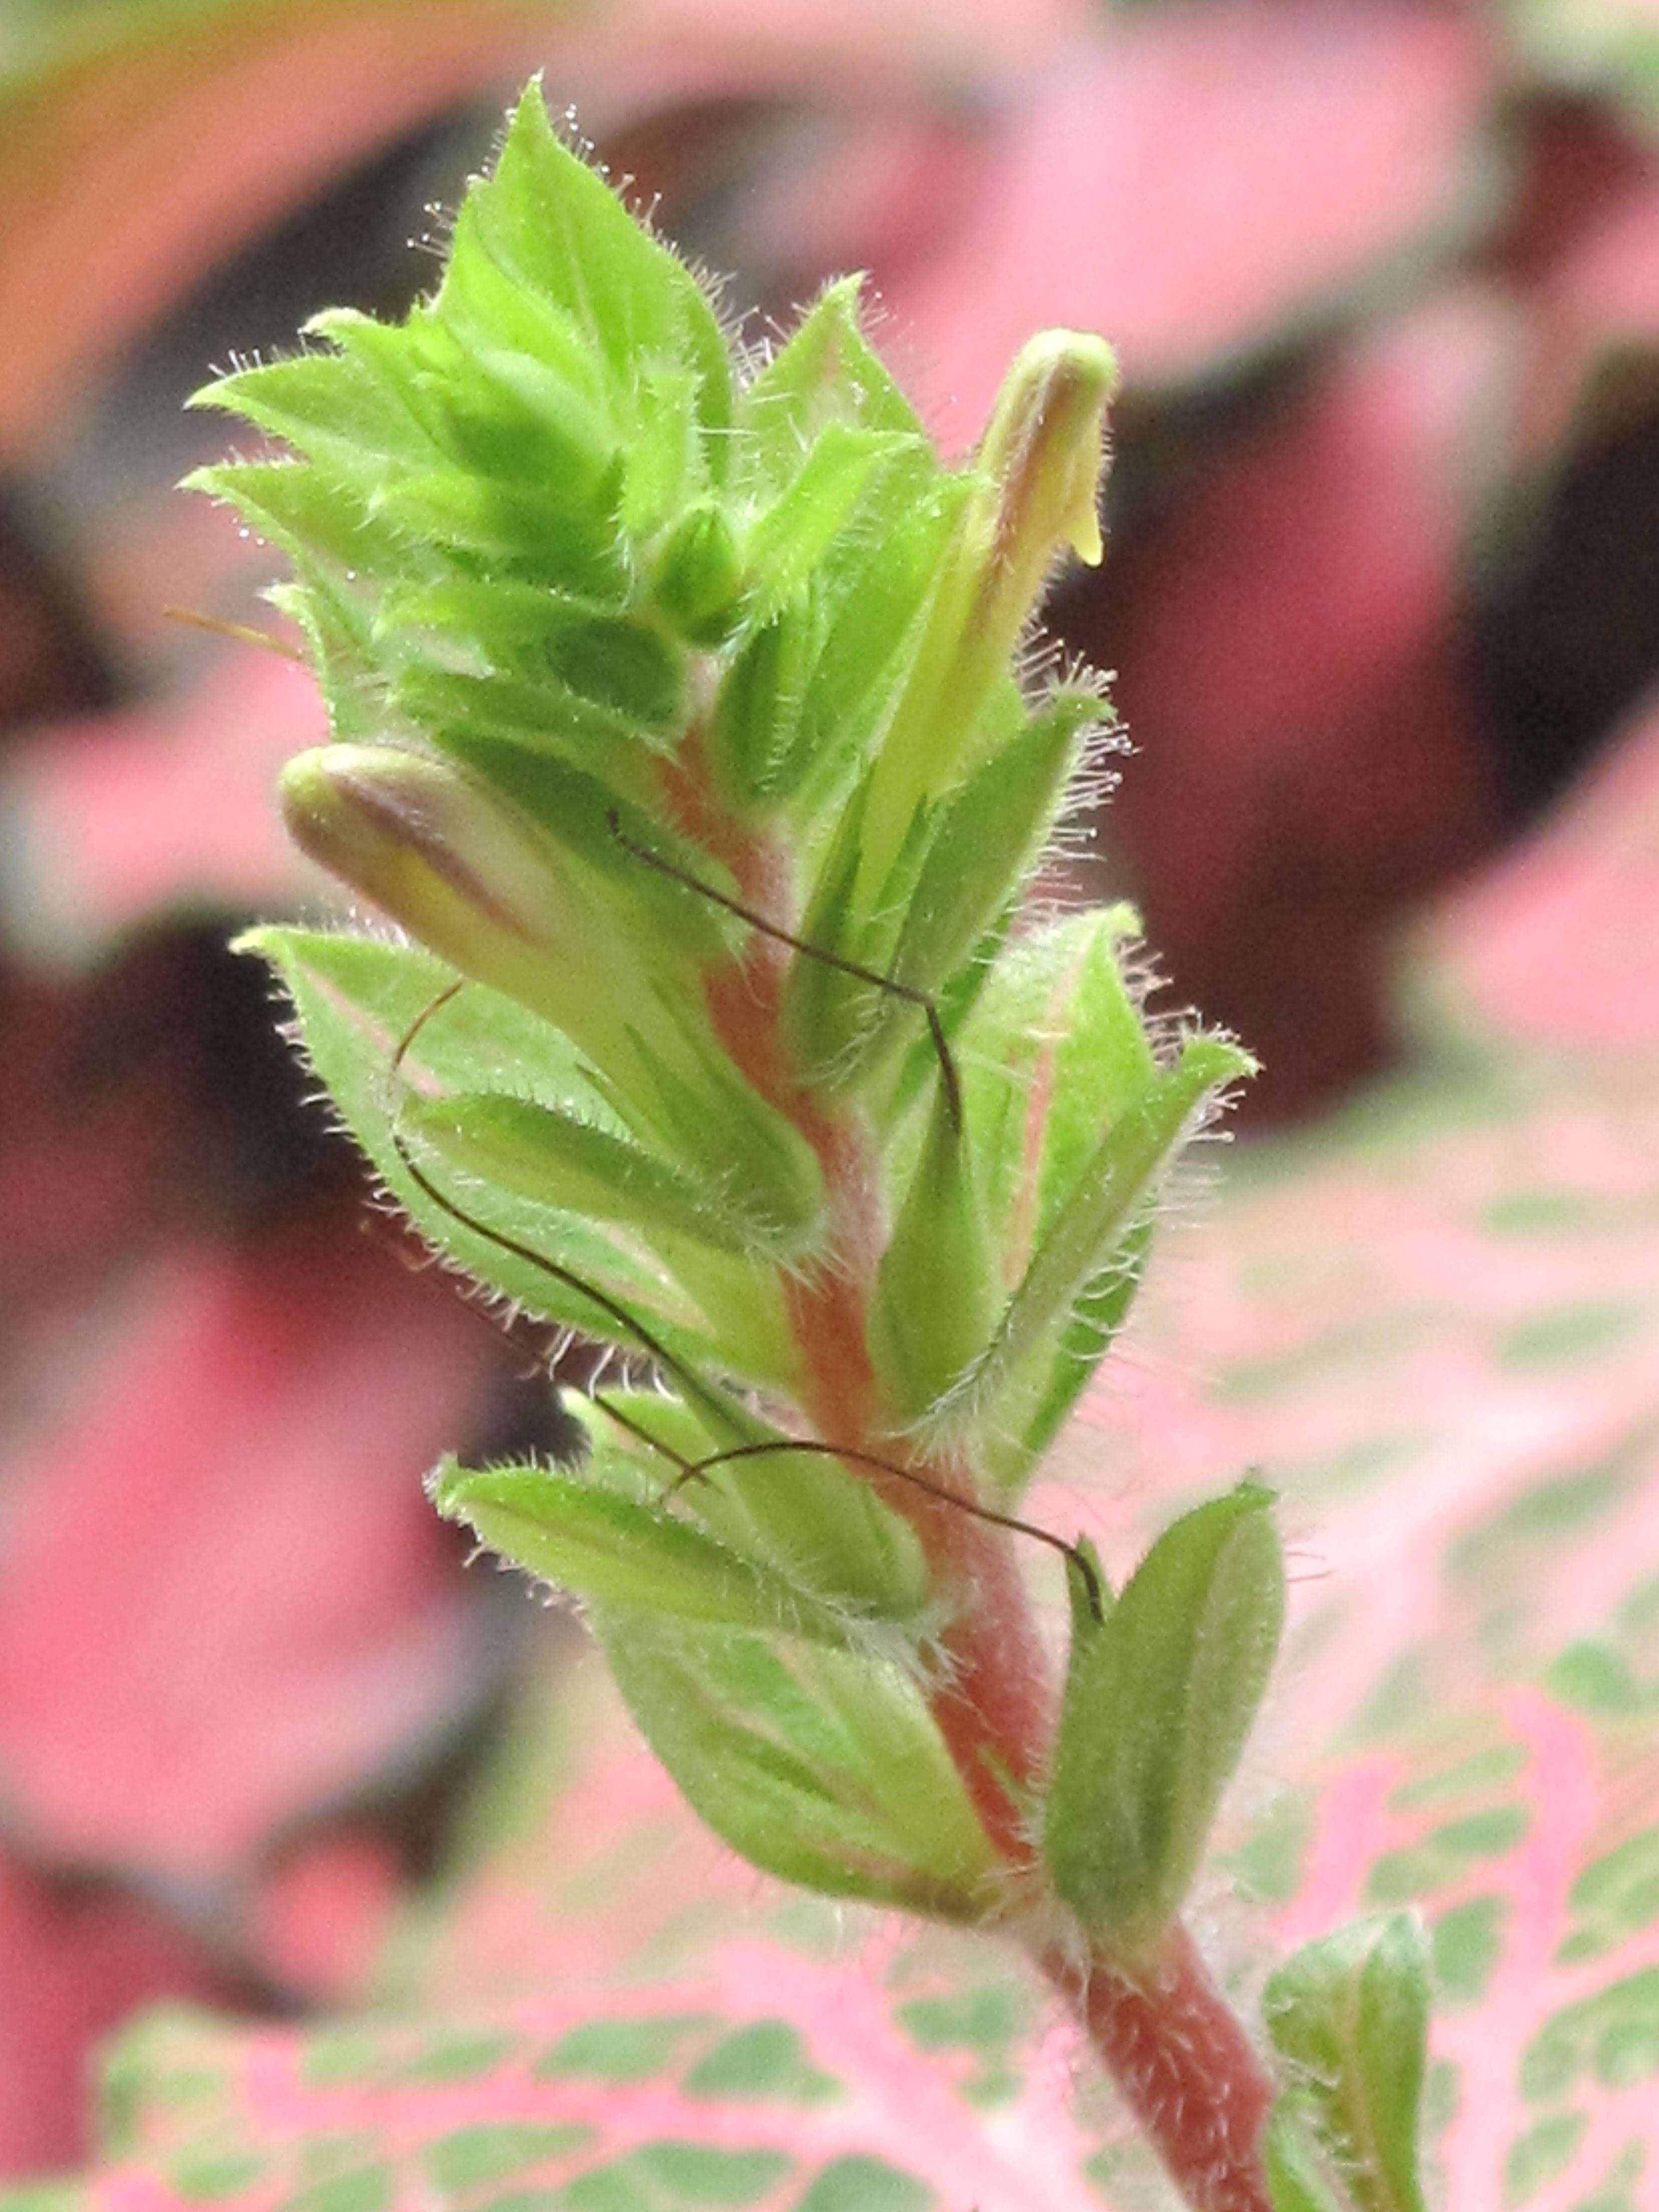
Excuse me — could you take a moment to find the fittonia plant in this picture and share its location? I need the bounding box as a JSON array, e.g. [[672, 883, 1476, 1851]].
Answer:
[[191, 83, 1434, 2212]]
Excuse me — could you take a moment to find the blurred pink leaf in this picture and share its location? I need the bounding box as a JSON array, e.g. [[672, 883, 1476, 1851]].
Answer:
[[1430, 684, 1659, 1047], [1087, 287, 1512, 1113], [0, 2, 571, 461], [867, 0, 1499, 444], [1, 648, 324, 961], [40, 689, 1659, 2203], [0, 1854, 224, 2174], [0, 1219, 501, 1879]]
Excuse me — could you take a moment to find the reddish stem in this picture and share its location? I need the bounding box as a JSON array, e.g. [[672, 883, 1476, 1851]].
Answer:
[[1059, 1926, 1276, 2212], [671, 762, 1274, 2212]]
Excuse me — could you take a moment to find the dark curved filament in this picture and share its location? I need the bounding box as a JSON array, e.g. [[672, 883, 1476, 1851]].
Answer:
[[606, 807, 962, 1133], [596, 1394, 1103, 1622], [385, 984, 1094, 1617]]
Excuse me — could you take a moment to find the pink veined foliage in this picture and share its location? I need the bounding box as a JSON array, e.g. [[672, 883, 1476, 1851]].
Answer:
[[5, 0, 1659, 2190], [22, 692, 1659, 2212]]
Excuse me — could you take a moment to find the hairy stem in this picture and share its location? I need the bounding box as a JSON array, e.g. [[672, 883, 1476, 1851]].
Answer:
[[1057, 1927, 1276, 2212], [687, 774, 1274, 2212]]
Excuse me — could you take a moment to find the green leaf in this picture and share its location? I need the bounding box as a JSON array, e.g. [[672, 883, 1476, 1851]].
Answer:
[[458, 81, 732, 467], [1262, 2101, 1352, 2212], [707, 591, 824, 805], [238, 927, 784, 1410], [381, 582, 686, 738], [949, 1033, 1254, 1433], [783, 470, 973, 816], [737, 276, 926, 493], [371, 465, 627, 601], [430, 1460, 861, 1645], [598, 1611, 999, 1918], [1262, 1915, 1433, 2212], [448, 344, 624, 509], [188, 345, 435, 469], [650, 501, 743, 641], [182, 458, 405, 583], [868, 1082, 998, 1423], [400, 1092, 751, 1254], [423, 208, 612, 407], [889, 689, 1102, 1004], [1000, 1220, 1152, 1486], [943, 908, 1149, 1267], [1044, 1482, 1285, 1949], [572, 1398, 931, 1624], [742, 424, 915, 622]]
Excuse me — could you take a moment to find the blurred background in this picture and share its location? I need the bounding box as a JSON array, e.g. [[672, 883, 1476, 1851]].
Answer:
[[3, 0, 1658, 2172]]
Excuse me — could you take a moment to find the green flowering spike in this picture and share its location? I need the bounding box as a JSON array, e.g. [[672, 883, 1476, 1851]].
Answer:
[[1044, 1482, 1285, 1953], [428, 1460, 860, 1645], [599, 1610, 1000, 1920], [1263, 1916, 1433, 2212], [205, 90, 1310, 2168], [868, 1084, 998, 1425]]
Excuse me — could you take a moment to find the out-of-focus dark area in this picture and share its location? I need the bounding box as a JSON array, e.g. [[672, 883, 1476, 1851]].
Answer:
[[3, 0, 1658, 2172]]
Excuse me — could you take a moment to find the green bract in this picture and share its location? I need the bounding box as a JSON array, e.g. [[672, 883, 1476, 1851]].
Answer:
[[1044, 1483, 1286, 1953], [1263, 1916, 1434, 2212]]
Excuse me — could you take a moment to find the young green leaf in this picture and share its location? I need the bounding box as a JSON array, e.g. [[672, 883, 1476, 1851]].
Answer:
[[736, 275, 926, 492], [887, 689, 1103, 1006], [741, 424, 915, 623], [599, 1611, 1000, 1920], [1262, 2103, 1353, 2212], [238, 926, 792, 1402], [455, 81, 733, 464], [868, 1083, 998, 1423], [1261, 1915, 1432, 2212], [942, 1032, 1253, 1436], [571, 1396, 931, 1623], [399, 1092, 753, 1254], [430, 1460, 862, 1645], [1044, 1481, 1285, 1951]]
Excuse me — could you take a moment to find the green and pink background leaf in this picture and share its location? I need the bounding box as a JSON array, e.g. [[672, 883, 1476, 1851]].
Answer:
[[25, 685, 1659, 2207]]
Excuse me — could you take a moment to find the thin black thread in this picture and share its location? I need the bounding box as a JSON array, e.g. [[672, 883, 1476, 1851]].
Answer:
[[606, 807, 962, 1133], [595, 1396, 1102, 1621], [385, 979, 1091, 1610], [390, 1127, 744, 1441], [392, 977, 465, 1079]]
